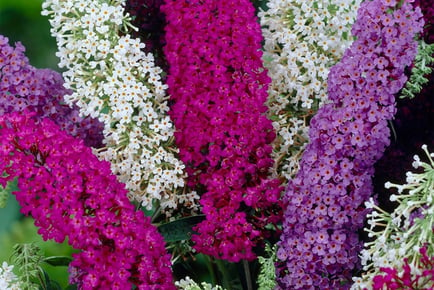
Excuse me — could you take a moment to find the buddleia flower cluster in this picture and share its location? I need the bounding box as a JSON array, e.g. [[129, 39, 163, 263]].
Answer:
[[0, 111, 175, 289], [42, 0, 199, 213], [258, 0, 360, 181], [352, 145, 434, 289], [163, 0, 282, 262], [276, 0, 423, 288]]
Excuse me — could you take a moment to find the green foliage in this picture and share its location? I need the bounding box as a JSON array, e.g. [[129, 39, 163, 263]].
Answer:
[[12, 243, 44, 290], [0, 179, 21, 234], [43, 256, 73, 267], [0, 178, 18, 209], [400, 40, 434, 99], [257, 244, 277, 290], [0, 218, 76, 288], [158, 215, 205, 242], [251, 0, 269, 12], [0, 0, 59, 69], [0, 186, 7, 208], [10, 243, 70, 290]]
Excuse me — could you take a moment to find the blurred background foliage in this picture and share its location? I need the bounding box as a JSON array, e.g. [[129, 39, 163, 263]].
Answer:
[[0, 0, 72, 287], [0, 0, 59, 69]]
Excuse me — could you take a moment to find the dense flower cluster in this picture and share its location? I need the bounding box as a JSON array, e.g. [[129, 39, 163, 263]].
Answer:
[[0, 35, 103, 148], [0, 112, 175, 289], [352, 145, 434, 289], [162, 0, 282, 262], [0, 262, 21, 290], [259, 0, 360, 180], [42, 0, 199, 213], [276, 0, 423, 288]]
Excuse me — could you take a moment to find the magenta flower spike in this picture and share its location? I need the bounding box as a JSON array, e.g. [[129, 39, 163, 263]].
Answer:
[[0, 112, 175, 289], [162, 0, 283, 262]]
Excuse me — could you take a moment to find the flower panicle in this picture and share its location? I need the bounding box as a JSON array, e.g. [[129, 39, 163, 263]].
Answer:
[[277, 0, 424, 288], [0, 111, 175, 289], [259, 0, 361, 181], [175, 276, 226, 290], [42, 0, 199, 215], [162, 0, 283, 262]]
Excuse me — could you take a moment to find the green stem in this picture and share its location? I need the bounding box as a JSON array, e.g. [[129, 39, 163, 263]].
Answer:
[[205, 255, 218, 287], [243, 260, 253, 290], [215, 258, 232, 290]]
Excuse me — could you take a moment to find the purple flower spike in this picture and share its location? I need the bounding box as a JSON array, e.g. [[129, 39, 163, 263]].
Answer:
[[276, 0, 424, 288], [0, 35, 104, 148]]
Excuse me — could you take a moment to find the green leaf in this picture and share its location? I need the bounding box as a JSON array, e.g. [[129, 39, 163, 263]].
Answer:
[[39, 266, 50, 290], [0, 188, 7, 208], [157, 215, 205, 242], [0, 178, 18, 208], [45, 278, 62, 290], [100, 105, 110, 115], [12, 243, 43, 290], [43, 256, 73, 267]]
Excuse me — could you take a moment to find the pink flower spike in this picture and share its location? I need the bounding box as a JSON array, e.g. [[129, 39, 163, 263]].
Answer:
[[0, 111, 175, 289], [162, 0, 283, 262]]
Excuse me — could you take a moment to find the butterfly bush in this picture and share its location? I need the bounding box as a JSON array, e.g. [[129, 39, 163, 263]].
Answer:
[[162, 0, 282, 262], [352, 145, 434, 289], [259, 0, 361, 180], [0, 35, 103, 148], [42, 0, 199, 213], [276, 0, 423, 288], [0, 262, 21, 290], [0, 111, 175, 289]]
